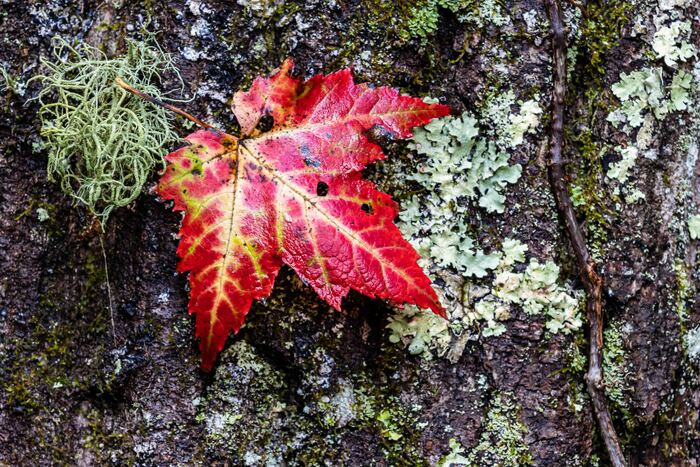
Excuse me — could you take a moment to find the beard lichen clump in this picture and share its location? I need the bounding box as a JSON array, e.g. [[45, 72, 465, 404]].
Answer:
[[35, 37, 184, 224]]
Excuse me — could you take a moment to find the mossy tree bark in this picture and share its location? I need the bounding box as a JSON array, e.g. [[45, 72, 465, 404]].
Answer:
[[1, 0, 699, 465]]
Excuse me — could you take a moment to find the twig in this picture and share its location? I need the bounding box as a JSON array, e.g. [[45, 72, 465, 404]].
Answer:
[[115, 77, 213, 130], [99, 234, 116, 343], [544, 1, 627, 466]]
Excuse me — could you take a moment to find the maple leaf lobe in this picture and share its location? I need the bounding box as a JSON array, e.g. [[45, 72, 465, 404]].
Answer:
[[159, 59, 450, 370]]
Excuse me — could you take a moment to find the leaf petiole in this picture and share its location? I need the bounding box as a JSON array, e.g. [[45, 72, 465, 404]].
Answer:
[[114, 76, 213, 130]]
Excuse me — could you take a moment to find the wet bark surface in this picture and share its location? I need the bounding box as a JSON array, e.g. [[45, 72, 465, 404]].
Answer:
[[1, 0, 699, 465]]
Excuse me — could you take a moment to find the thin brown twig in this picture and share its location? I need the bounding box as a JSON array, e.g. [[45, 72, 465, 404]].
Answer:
[[114, 77, 213, 130], [544, 1, 627, 466]]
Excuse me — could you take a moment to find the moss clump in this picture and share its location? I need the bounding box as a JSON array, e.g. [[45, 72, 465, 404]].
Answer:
[[576, 0, 632, 79], [35, 36, 184, 225]]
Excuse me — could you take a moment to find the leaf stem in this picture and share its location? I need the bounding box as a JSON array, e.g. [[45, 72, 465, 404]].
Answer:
[[114, 76, 213, 130]]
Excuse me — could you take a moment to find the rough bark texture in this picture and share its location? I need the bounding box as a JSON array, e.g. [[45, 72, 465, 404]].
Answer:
[[1, 0, 699, 465]]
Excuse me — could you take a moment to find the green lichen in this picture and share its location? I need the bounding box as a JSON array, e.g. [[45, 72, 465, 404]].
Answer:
[[387, 306, 451, 358], [409, 111, 523, 215], [607, 146, 638, 184], [34, 36, 184, 225], [603, 23, 697, 206], [438, 393, 533, 466], [688, 214, 700, 240], [607, 67, 693, 130], [673, 259, 692, 323], [401, 109, 522, 281], [481, 91, 542, 149], [602, 321, 631, 412], [652, 20, 696, 67], [473, 243, 583, 336]]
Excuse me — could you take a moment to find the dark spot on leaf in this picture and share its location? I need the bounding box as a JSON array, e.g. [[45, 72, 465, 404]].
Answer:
[[304, 157, 321, 168], [361, 203, 374, 214], [365, 124, 397, 145], [316, 181, 329, 197], [301, 145, 321, 167], [257, 114, 274, 132], [192, 169, 201, 176]]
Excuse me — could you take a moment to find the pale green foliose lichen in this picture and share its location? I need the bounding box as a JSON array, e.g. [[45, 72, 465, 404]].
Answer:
[[472, 242, 583, 336], [401, 111, 518, 282], [607, 67, 693, 129], [482, 91, 542, 148], [688, 214, 700, 239], [389, 90, 582, 356], [607, 146, 638, 183], [409, 112, 522, 215], [387, 307, 451, 359], [605, 21, 697, 202], [652, 20, 696, 67]]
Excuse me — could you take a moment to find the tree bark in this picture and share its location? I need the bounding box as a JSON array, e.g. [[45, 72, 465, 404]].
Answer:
[[1, 1, 699, 465]]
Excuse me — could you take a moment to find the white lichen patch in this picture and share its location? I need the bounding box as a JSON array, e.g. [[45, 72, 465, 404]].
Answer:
[[688, 214, 700, 240], [686, 326, 700, 362]]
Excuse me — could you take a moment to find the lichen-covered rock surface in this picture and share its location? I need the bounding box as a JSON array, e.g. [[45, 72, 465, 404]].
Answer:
[[1, 0, 699, 465]]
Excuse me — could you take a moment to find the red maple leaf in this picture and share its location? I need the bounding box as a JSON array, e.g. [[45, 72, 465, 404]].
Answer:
[[157, 59, 450, 370]]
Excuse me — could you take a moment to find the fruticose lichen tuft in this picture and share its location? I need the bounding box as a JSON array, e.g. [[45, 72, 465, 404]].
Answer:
[[35, 36, 185, 224]]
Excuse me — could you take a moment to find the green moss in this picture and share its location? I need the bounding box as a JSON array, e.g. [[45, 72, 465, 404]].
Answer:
[[440, 393, 533, 466], [576, 0, 632, 80]]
